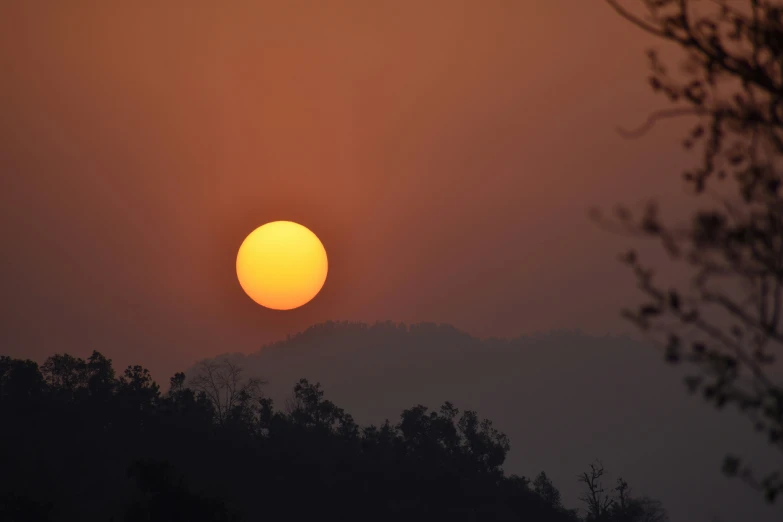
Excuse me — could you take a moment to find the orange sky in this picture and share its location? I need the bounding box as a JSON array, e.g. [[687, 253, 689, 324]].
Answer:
[[0, 1, 699, 380]]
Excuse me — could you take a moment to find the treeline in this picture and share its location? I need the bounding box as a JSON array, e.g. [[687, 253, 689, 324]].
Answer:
[[0, 352, 667, 521]]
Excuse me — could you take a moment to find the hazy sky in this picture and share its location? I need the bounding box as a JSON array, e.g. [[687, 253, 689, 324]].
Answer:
[[1, 1, 697, 380]]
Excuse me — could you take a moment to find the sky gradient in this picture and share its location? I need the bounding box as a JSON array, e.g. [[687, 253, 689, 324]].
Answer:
[[2, 1, 695, 383], [6, 3, 782, 520]]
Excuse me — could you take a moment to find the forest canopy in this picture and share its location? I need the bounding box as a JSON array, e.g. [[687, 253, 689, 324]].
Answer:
[[0, 352, 665, 522]]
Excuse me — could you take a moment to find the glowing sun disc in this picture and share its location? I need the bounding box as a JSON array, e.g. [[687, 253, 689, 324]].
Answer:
[[236, 221, 328, 310]]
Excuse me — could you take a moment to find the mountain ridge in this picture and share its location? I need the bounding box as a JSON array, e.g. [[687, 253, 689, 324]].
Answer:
[[189, 319, 778, 522]]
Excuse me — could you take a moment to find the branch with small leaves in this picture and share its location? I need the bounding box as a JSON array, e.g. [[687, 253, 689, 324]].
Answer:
[[604, 0, 783, 504]]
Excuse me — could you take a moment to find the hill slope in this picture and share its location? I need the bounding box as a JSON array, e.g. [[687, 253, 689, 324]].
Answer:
[[194, 320, 780, 522]]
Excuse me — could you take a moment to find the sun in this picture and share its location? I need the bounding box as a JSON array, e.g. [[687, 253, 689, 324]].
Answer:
[[236, 221, 328, 310]]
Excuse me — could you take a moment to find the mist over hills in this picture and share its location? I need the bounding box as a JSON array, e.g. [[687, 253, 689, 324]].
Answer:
[[194, 320, 780, 522]]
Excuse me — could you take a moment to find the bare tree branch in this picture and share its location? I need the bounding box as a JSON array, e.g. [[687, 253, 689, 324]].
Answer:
[[617, 107, 707, 138], [189, 359, 266, 425]]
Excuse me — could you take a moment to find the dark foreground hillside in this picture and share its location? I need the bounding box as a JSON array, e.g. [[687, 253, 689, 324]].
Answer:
[[2, 350, 609, 522]]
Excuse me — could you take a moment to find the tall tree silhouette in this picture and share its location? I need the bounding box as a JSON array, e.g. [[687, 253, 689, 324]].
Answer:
[[579, 461, 614, 521], [599, 0, 783, 503]]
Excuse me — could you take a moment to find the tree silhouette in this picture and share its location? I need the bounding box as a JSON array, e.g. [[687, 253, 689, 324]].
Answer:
[[599, 0, 783, 503], [285, 378, 358, 436], [40, 353, 87, 392], [579, 461, 614, 521], [188, 358, 264, 425], [86, 351, 116, 398], [534, 471, 564, 509], [577, 462, 669, 522], [0, 351, 667, 521], [0, 356, 45, 403]]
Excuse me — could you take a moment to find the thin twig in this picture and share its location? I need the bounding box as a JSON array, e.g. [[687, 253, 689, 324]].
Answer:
[[617, 107, 706, 138]]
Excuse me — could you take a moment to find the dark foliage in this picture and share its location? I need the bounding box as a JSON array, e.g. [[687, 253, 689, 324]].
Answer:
[[598, 0, 783, 503], [0, 351, 666, 521], [0, 351, 665, 521]]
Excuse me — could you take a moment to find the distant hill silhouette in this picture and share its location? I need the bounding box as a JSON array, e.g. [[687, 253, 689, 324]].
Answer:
[[193, 320, 780, 522], [3, 320, 777, 520]]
